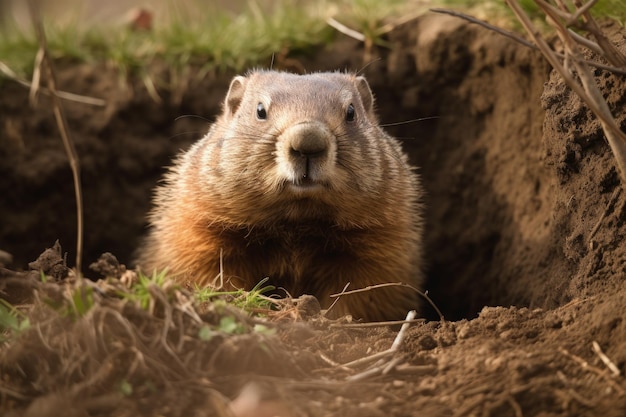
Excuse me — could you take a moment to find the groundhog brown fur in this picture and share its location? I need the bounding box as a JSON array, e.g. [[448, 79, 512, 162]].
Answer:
[[137, 70, 424, 321]]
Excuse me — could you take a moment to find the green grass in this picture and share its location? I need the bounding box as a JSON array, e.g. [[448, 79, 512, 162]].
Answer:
[[2, 0, 624, 84], [119, 270, 276, 317], [0, 269, 277, 345], [195, 277, 277, 313], [0, 0, 333, 79], [0, 299, 30, 343], [0, 0, 435, 81], [0, 0, 626, 82], [119, 269, 173, 311]]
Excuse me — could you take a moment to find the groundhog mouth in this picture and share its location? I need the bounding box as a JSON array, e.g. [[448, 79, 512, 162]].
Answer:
[[283, 177, 331, 197]]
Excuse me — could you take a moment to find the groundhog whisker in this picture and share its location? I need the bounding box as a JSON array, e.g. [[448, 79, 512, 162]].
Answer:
[[167, 131, 207, 140], [175, 114, 213, 123], [379, 116, 441, 128], [356, 58, 383, 76]]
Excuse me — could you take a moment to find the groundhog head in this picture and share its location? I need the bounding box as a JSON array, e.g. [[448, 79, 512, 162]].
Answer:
[[199, 71, 404, 228]]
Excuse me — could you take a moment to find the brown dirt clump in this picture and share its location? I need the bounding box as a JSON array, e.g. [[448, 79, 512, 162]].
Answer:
[[2, 12, 626, 417]]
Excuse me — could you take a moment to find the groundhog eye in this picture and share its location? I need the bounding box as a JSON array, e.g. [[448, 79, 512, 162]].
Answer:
[[256, 102, 267, 120], [346, 103, 356, 122]]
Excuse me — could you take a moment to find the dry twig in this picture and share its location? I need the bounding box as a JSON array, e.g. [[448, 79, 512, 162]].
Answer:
[[326, 17, 366, 42], [329, 318, 425, 328], [324, 281, 351, 318], [0, 61, 106, 106], [570, 0, 626, 67], [330, 282, 445, 322], [429, 8, 626, 76], [559, 347, 625, 395], [26, 1, 84, 276], [343, 310, 417, 381], [592, 340, 621, 377], [505, 0, 626, 183], [588, 186, 622, 245]]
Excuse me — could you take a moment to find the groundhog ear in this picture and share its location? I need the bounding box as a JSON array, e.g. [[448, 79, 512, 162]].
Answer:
[[225, 76, 247, 117], [355, 76, 375, 116]]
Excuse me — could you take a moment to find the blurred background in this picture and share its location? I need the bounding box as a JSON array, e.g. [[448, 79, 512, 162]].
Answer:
[[0, 0, 252, 28]]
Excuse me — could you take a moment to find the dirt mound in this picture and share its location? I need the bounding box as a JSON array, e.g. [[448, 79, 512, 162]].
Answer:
[[1, 12, 626, 417]]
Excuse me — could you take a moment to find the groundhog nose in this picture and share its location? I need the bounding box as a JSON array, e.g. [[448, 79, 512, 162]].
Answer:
[[289, 126, 329, 158]]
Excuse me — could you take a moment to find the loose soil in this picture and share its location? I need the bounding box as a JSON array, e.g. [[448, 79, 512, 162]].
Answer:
[[2, 12, 626, 417]]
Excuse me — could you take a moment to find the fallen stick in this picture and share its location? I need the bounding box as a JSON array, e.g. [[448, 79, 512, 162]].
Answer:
[[592, 341, 621, 377]]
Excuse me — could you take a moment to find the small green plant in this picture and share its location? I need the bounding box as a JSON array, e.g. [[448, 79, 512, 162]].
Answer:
[[253, 323, 276, 336], [119, 379, 133, 396], [42, 285, 96, 319], [120, 270, 175, 311], [217, 315, 246, 334], [0, 299, 31, 342], [198, 325, 214, 341], [195, 277, 276, 313], [197, 316, 246, 341], [68, 285, 94, 318], [197, 315, 276, 341]]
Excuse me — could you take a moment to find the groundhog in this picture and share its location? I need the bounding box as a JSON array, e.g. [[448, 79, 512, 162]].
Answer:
[[137, 70, 424, 321]]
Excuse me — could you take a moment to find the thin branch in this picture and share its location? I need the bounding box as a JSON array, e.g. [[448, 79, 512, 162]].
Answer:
[[0, 61, 106, 106], [377, 11, 424, 36], [505, 0, 626, 183], [592, 341, 621, 377], [390, 310, 417, 351], [329, 282, 445, 322], [29, 47, 44, 107], [27, 0, 84, 276], [326, 17, 366, 42], [345, 364, 387, 382], [430, 8, 536, 49], [324, 281, 351, 318], [343, 310, 416, 381], [568, 0, 598, 25], [572, 0, 626, 67], [429, 8, 626, 76], [559, 347, 625, 395], [329, 318, 425, 328], [588, 186, 622, 244], [535, 0, 572, 21], [340, 348, 393, 369], [567, 29, 604, 55], [339, 310, 416, 371], [547, 0, 626, 66]]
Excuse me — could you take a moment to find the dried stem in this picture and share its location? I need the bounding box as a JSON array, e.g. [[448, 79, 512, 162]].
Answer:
[[568, 0, 598, 23], [27, 1, 84, 276], [429, 8, 626, 76], [592, 341, 621, 377], [0, 61, 106, 106], [329, 281, 445, 322], [505, 0, 626, 183], [571, 0, 626, 67], [326, 17, 365, 42]]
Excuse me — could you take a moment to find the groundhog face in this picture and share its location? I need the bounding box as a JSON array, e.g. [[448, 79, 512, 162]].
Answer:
[[200, 71, 403, 227]]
